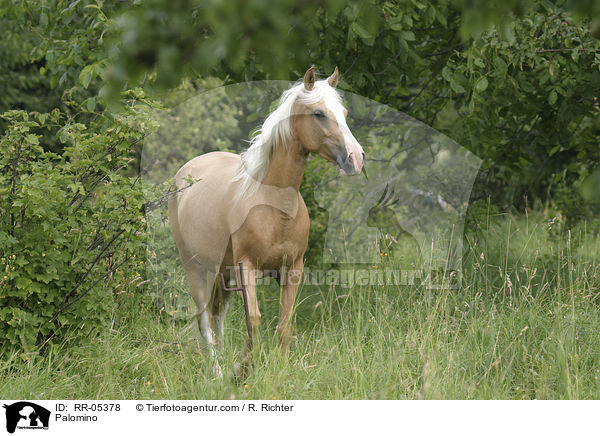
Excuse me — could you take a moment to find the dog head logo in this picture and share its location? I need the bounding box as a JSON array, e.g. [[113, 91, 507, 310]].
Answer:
[[3, 402, 50, 433]]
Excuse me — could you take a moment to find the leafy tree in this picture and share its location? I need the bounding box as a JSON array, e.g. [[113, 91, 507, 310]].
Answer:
[[437, 7, 600, 215], [0, 4, 61, 150], [28, 0, 598, 213]]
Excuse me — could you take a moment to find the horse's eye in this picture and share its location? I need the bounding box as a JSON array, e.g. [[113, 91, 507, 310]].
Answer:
[[313, 110, 325, 119]]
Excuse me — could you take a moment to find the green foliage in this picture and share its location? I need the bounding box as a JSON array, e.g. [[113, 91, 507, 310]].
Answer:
[[0, 9, 55, 113], [0, 4, 62, 150], [439, 6, 600, 213], [1, 0, 599, 358], [105, 0, 348, 90], [7, 0, 600, 214], [32, 0, 112, 97], [0, 110, 148, 353]]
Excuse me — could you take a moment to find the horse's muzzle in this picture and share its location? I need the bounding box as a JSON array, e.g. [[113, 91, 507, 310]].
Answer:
[[336, 149, 364, 175]]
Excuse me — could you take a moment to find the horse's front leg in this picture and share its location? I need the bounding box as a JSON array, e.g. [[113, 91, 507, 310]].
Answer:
[[278, 258, 303, 352], [237, 259, 260, 377]]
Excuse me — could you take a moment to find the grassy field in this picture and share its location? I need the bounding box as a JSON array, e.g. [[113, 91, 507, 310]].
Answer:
[[1, 210, 599, 399]]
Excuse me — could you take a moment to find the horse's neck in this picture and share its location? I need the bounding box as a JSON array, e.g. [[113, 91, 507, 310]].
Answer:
[[261, 139, 308, 192]]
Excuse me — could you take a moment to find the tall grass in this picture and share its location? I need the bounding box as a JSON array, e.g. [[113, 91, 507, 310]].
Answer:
[[1, 211, 599, 399]]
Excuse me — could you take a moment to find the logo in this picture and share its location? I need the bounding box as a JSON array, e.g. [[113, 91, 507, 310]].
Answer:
[[3, 402, 50, 434]]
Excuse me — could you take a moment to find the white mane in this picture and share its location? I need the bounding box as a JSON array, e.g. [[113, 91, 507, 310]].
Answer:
[[233, 79, 343, 200]]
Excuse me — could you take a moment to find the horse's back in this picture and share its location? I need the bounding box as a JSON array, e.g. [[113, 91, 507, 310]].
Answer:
[[174, 151, 240, 187]]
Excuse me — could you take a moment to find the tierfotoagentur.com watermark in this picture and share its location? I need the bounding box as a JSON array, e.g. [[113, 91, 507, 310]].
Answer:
[[222, 265, 457, 288]]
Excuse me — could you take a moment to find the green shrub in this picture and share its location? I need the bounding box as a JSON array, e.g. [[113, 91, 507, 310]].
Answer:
[[0, 110, 148, 353]]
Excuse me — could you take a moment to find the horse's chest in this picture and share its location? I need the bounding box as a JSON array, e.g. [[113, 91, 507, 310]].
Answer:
[[234, 204, 309, 268], [261, 239, 302, 268]]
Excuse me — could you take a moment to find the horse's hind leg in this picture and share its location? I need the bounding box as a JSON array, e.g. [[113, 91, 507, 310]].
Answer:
[[211, 276, 232, 349], [185, 264, 223, 378]]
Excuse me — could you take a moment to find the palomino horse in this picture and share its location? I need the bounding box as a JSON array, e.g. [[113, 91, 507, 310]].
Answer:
[[168, 66, 365, 377]]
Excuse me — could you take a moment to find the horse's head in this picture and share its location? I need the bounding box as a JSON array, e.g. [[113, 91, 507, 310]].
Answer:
[[292, 66, 365, 175]]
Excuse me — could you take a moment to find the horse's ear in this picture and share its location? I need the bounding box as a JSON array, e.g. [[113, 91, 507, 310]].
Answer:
[[304, 66, 316, 91], [327, 66, 339, 88]]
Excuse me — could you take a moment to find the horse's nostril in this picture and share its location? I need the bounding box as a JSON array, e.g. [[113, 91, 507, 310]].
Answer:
[[361, 152, 366, 162]]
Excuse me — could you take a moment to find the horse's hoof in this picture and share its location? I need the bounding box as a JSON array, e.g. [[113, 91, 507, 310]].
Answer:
[[278, 334, 298, 353], [232, 362, 251, 382], [212, 362, 224, 379], [233, 363, 242, 378]]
